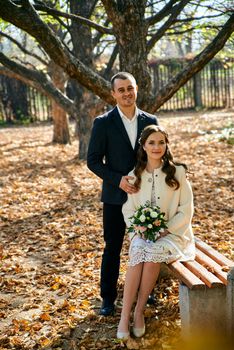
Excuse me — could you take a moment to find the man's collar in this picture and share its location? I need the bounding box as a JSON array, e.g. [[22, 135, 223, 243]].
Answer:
[[117, 105, 138, 121]]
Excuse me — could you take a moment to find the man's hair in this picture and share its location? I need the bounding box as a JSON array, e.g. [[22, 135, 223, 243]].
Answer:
[[111, 72, 136, 90]]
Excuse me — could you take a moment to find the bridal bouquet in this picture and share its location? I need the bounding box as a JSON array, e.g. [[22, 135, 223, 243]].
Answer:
[[127, 201, 168, 242]]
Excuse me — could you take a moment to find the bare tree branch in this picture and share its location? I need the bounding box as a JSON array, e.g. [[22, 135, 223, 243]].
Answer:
[[0, 65, 44, 94], [0, 30, 48, 66], [103, 44, 118, 78], [147, 0, 191, 52], [164, 25, 222, 36], [0, 51, 77, 116], [147, 12, 234, 112], [146, 0, 180, 25], [0, 0, 232, 113], [33, 1, 113, 35], [0, 0, 114, 105], [11, 56, 37, 70], [189, 1, 232, 13], [176, 12, 226, 23], [93, 18, 110, 48]]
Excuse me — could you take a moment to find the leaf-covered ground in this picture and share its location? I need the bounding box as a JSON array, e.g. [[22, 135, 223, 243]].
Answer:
[[0, 110, 233, 350]]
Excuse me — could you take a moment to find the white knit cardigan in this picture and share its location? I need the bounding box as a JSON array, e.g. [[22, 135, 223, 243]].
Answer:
[[122, 165, 195, 261]]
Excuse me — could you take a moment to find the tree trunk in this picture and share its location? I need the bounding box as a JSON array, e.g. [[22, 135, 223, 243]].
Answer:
[[51, 99, 70, 144], [78, 97, 93, 160], [48, 61, 70, 144], [69, 0, 99, 159], [77, 92, 105, 159], [109, 2, 151, 109]]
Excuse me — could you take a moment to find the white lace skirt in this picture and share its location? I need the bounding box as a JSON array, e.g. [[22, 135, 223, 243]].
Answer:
[[128, 236, 181, 266]]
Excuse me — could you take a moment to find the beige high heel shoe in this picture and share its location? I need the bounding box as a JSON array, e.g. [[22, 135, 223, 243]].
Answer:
[[133, 313, 145, 337], [116, 330, 130, 340], [132, 324, 145, 337]]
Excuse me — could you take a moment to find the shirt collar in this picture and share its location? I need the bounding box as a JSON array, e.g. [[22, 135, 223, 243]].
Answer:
[[117, 105, 138, 122]]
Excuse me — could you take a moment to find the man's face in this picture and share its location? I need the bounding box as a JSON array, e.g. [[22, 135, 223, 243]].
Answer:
[[111, 78, 138, 109]]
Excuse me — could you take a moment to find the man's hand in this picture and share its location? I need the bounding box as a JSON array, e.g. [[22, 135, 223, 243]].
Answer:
[[119, 176, 138, 194]]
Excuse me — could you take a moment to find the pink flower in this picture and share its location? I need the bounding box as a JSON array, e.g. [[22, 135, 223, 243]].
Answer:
[[153, 220, 161, 226], [135, 225, 147, 233]]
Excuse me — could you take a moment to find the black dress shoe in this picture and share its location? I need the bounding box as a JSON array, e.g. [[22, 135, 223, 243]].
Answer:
[[99, 303, 115, 316], [147, 294, 156, 305]]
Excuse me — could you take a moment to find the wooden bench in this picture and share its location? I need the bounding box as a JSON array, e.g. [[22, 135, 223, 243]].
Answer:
[[167, 238, 234, 337]]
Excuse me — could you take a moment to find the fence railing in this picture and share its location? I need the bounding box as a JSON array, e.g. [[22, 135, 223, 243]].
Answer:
[[27, 87, 51, 122], [0, 76, 51, 123], [149, 57, 234, 110], [0, 58, 233, 123]]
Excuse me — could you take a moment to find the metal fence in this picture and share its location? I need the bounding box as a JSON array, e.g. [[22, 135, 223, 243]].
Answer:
[[27, 87, 51, 122], [0, 76, 51, 123], [0, 58, 233, 122], [149, 57, 234, 110]]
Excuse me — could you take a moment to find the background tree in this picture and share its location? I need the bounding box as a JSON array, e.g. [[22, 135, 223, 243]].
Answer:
[[0, 15, 75, 143], [0, 0, 233, 158]]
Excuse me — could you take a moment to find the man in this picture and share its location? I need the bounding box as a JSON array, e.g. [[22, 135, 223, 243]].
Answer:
[[87, 72, 158, 316]]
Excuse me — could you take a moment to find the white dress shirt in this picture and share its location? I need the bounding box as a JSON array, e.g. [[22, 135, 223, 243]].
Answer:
[[117, 105, 138, 149]]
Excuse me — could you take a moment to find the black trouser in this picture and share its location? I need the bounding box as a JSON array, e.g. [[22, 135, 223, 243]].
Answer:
[[101, 203, 126, 304]]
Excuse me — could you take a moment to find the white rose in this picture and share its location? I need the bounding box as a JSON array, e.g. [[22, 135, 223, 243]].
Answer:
[[150, 211, 158, 218], [139, 215, 146, 222], [148, 224, 153, 229]]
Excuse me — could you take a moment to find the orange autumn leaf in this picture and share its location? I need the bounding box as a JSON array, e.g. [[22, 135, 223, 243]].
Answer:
[[38, 337, 52, 347], [31, 322, 43, 331], [79, 300, 91, 310], [0, 112, 233, 349], [51, 283, 60, 290], [39, 312, 51, 321], [10, 336, 23, 346], [68, 305, 77, 312]]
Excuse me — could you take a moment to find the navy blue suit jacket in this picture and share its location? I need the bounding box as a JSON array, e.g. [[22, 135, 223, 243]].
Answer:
[[87, 106, 158, 205]]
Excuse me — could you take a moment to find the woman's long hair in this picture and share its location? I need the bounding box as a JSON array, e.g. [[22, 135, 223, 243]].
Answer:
[[134, 125, 187, 190]]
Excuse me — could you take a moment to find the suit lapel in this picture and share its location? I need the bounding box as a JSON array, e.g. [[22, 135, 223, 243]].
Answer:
[[111, 106, 133, 148], [134, 111, 146, 151]]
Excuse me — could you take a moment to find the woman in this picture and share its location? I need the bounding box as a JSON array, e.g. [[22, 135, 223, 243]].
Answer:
[[117, 125, 195, 339]]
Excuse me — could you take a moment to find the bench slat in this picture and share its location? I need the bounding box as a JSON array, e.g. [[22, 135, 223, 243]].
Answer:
[[195, 248, 228, 285], [195, 238, 234, 267], [183, 260, 224, 288], [169, 260, 206, 290]]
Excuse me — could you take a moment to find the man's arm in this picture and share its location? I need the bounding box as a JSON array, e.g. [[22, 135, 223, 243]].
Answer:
[[87, 117, 123, 188]]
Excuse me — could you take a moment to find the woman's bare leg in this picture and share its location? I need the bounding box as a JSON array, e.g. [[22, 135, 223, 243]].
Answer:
[[118, 263, 143, 332], [134, 262, 161, 328]]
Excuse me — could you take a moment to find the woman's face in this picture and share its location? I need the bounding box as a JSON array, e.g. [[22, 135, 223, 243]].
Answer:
[[143, 131, 167, 161]]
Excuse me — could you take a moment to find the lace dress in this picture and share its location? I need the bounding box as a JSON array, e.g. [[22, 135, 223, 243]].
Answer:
[[128, 173, 182, 266]]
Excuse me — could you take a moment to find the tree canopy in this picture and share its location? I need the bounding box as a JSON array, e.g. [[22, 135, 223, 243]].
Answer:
[[0, 0, 233, 157]]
